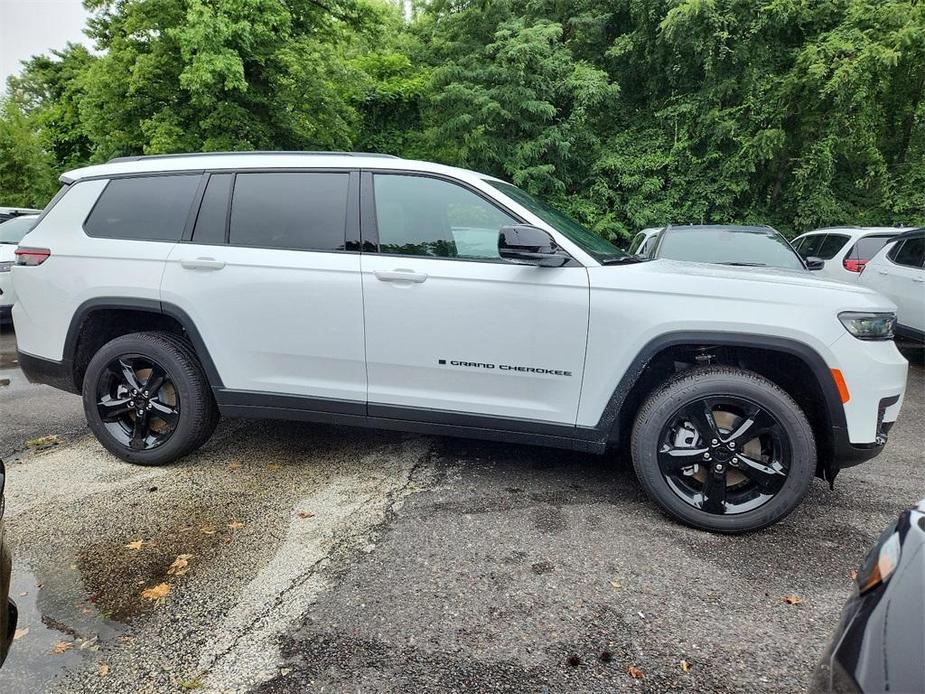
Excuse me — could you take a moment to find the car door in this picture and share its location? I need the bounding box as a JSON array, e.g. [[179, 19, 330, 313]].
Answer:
[[160, 169, 367, 406], [886, 237, 925, 332], [360, 171, 590, 425]]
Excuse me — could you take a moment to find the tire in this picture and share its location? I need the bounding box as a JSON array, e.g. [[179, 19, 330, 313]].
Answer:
[[82, 331, 219, 465], [631, 366, 816, 533]]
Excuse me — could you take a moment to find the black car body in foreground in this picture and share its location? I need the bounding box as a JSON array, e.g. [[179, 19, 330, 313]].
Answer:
[[811, 499, 925, 693], [0, 461, 14, 666]]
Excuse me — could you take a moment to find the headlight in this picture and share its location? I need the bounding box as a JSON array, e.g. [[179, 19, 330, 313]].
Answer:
[[838, 312, 895, 340], [0, 261, 13, 273], [856, 527, 901, 595]]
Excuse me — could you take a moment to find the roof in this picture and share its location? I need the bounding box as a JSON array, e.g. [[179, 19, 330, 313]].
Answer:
[[664, 224, 779, 234], [797, 226, 907, 236], [60, 151, 489, 185], [891, 227, 924, 242]]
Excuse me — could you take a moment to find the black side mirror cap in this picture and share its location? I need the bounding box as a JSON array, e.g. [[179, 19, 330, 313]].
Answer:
[[498, 225, 570, 267], [805, 257, 825, 270]]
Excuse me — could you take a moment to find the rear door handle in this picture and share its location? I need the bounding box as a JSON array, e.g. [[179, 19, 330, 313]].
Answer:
[[180, 257, 225, 271], [374, 269, 428, 283]]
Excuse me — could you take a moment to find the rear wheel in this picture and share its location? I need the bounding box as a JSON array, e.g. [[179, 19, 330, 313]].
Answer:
[[631, 366, 815, 533], [82, 332, 218, 465]]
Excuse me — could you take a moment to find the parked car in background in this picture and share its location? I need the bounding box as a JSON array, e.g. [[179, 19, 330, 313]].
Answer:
[[811, 498, 925, 694], [627, 226, 662, 257], [0, 207, 40, 224], [857, 228, 924, 341], [645, 224, 813, 271], [0, 215, 39, 323], [792, 227, 903, 282], [0, 461, 16, 667]]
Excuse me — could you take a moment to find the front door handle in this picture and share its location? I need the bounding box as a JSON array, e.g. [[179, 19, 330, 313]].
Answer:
[[374, 269, 428, 283], [180, 257, 225, 271]]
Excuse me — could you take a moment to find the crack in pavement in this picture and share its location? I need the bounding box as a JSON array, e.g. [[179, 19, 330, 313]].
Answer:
[[197, 438, 435, 693]]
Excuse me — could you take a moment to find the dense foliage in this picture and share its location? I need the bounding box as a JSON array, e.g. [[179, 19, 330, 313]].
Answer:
[[2, 0, 923, 240]]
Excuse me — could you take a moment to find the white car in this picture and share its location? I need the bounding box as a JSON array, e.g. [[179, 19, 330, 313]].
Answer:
[[792, 227, 904, 282], [11, 152, 908, 533], [627, 227, 662, 257], [858, 229, 924, 341], [0, 215, 39, 323]]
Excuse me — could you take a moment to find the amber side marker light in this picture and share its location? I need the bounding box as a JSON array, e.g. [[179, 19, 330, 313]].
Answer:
[[831, 368, 850, 404]]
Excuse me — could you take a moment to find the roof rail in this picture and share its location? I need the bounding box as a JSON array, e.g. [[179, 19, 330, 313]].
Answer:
[[107, 151, 401, 163]]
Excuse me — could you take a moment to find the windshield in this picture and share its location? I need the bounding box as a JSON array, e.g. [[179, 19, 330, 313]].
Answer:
[[657, 226, 804, 270], [0, 216, 37, 244], [485, 180, 627, 262]]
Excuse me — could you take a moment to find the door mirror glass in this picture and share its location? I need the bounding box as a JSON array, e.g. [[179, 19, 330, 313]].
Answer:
[[498, 225, 570, 267], [805, 257, 825, 271]]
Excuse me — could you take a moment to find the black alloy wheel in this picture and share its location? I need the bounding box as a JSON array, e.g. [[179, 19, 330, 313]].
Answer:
[[95, 354, 180, 451], [657, 396, 790, 515], [631, 366, 815, 533]]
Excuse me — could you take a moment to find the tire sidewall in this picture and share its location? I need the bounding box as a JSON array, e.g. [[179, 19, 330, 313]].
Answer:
[[82, 334, 202, 465], [632, 371, 816, 533]]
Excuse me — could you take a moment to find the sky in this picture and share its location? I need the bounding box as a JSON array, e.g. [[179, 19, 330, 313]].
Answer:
[[0, 0, 92, 85]]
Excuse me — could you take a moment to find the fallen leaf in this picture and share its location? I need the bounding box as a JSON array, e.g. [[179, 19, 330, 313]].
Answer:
[[850, 569, 858, 580], [179, 676, 204, 690], [227, 520, 245, 530], [167, 554, 194, 576], [98, 662, 110, 678], [227, 462, 241, 471], [783, 594, 804, 605], [268, 463, 282, 471], [13, 628, 28, 640], [609, 579, 622, 590], [124, 540, 144, 550], [680, 660, 690, 672], [18, 592, 27, 597], [51, 641, 73, 654], [627, 665, 644, 679], [200, 526, 216, 535], [141, 583, 171, 600], [297, 511, 315, 519], [27, 435, 61, 449]]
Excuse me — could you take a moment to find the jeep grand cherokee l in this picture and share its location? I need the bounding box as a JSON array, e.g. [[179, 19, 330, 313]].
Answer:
[[11, 152, 908, 533]]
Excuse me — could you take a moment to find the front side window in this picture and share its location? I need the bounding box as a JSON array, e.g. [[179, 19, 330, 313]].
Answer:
[[372, 174, 516, 259], [85, 174, 201, 241], [890, 237, 924, 268], [627, 232, 646, 255], [229, 172, 349, 251], [794, 234, 826, 259]]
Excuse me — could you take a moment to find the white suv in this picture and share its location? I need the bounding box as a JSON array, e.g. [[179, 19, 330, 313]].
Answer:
[[792, 227, 903, 282], [858, 229, 924, 341], [11, 153, 909, 533]]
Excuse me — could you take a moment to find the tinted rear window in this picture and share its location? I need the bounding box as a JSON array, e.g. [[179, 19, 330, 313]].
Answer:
[[229, 173, 349, 251], [85, 175, 201, 241], [847, 235, 893, 261]]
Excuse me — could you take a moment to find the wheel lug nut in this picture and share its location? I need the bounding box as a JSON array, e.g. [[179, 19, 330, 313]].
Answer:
[[129, 400, 135, 407], [143, 391, 148, 396], [711, 438, 718, 446], [715, 463, 723, 472], [703, 453, 711, 460], [731, 457, 738, 464], [729, 442, 736, 449]]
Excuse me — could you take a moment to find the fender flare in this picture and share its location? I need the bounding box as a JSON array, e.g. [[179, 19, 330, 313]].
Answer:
[[595, 331, 847, 443], [64, 297, 224, 388]]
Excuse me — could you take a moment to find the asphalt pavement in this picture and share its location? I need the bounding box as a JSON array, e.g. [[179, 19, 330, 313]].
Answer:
[[0, 325, 921, 693]]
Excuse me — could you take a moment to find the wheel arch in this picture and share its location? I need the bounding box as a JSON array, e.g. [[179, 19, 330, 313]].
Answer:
[[64, 298, 223, 392], [601, 332, 846, 478]]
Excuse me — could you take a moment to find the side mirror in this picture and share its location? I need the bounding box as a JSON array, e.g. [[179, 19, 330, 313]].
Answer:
[[498, 225, 569, 267], [805, 257, 825, 271]]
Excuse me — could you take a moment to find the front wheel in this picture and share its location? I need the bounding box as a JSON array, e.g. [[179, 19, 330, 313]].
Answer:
[[631, 366, 816, 533], [82, 332, 218, 465]]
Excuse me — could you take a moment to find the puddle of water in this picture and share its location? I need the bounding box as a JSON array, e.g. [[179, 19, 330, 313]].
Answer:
[[0, 561, 125, 692]]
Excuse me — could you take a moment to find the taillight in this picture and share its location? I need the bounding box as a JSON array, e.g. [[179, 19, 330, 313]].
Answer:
[[843, 258, 866, 273], [14, 247, 51, 266]]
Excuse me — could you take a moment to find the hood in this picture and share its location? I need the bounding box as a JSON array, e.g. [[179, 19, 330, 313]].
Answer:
[[591, 258, 896, 311]]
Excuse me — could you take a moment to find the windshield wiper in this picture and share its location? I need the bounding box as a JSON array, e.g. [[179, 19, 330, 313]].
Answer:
[[717, 261, 767, 267], [600, 256, 647, 265]]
